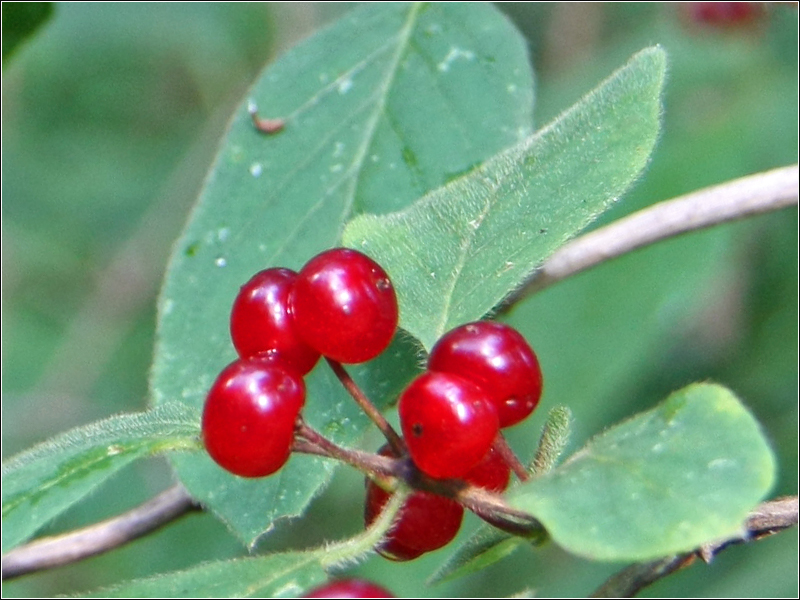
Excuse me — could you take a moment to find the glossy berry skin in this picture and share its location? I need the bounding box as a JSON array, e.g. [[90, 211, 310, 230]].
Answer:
[[364, 447, 464, 561], [399, 371, 499, 479], [230, 268, 320, 375], [305, 579, 394, 598], [428, 321, 543, 428], [290, 248, 398, 364], [201, 357, 304, 478]]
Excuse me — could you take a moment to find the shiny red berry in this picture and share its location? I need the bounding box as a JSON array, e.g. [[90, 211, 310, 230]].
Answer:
[[201, 357, 304, 478], [364, 447, 463, 561], [399, 371, 499, 479], [290, 248, 398, 364], [229, 268, 321, 375], [305, 579, 394, 598], [428, 321, 543, 428]]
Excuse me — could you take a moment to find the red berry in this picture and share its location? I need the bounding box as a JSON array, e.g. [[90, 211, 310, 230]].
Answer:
[[305, 579, 394, 598], [686, 2, 764, 27], [230, 268, 320, 375], [364, 447, 463, 561], [428, 321, 543, 428], [399, 371, 499, 479], [290, 248, 398, 364], [463, 445, 511, 493], [201, 357, 304, 478]]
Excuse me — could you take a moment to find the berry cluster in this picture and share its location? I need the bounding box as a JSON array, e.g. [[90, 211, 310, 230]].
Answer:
[[199, 246, 544, 563], [202, 248, 398, 478], [366, 321, 541, 561]]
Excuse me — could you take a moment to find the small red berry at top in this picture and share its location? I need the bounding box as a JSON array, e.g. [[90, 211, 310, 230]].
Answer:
[[290, 248, 398, 364], [229, 267, 320, 375], [684, 2, 765, 27]]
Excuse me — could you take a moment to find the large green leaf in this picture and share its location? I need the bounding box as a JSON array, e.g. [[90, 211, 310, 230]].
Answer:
[[150, 2, 534, 545], [343, 46, 665, 350], [508, 383, 776, 561], [1, 403, 199, 553], [74, 491, 407, 598]]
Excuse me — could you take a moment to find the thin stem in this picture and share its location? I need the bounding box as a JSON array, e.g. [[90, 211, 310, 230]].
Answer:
[[294, 419, 539, 534], [492, 433, 529, 482], [1, 484, 200, 580], [590, 496, 799, 598], [503, 164, 799, 308], [294, 419, 396, 479], [325, 358, 406, 455]]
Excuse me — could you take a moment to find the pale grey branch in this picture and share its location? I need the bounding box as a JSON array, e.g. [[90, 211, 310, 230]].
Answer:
[[505, 164, 798, 305], [2, 484, 199, 580]]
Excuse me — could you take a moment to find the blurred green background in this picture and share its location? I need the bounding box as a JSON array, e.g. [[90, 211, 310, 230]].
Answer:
[[2, 3, 797, 597]]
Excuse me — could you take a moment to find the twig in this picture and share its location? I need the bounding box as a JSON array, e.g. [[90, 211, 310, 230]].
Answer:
[[504, 164, 799, 307], [492, 434, 529, 482], [293, 419, 397, 479], [325, 358, 407, 455], [590, 496, 799, 598], [1, 484, 200, 581]]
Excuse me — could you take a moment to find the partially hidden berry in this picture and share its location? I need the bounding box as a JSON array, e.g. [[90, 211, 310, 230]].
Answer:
[[399, 371, 499, 479], [463, 445, 511, 493], [428, 321, 543, 428], [290, 248, 398, 364], [364, 447, 463, 561], [305, 579, 395, 598], [230, 267, 320, 375], [201, 357, 304, 478]]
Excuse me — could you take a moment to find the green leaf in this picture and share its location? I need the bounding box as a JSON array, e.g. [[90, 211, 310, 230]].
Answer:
[[73, 490, 408, 598], [508, 383, 777, 561], [2, 2, 54, 63], [150, 2, 534, 545], [343, 46, 666, 350], [1, 404, 200, 553], [428, 526, 527, 586]]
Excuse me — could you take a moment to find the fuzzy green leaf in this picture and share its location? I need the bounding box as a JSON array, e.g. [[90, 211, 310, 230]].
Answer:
[[150, 2, 535, 546], [508, 383, 776, 561], [343, 46, 666, 350], [1, 404, 200, 552], [428, 527, 527, 586]]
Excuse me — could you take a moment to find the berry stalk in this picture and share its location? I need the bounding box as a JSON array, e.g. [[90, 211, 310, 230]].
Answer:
[[492, 434, 530, 482], [325, 358, 406, 455]]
